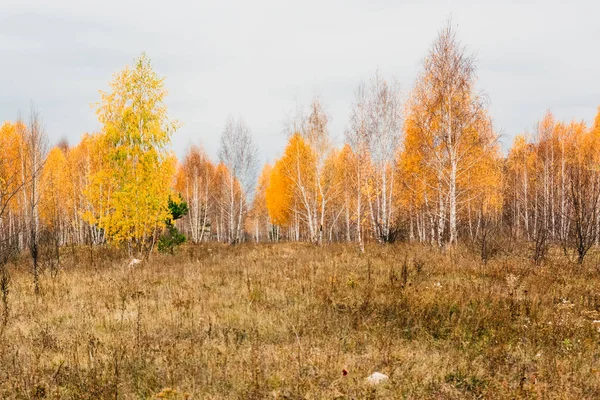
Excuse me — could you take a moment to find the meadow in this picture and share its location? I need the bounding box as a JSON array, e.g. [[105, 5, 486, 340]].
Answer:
[[1, 243, 600, 399]]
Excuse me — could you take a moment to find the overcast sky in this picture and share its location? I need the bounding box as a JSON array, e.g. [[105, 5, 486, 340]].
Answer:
[[1, 0, 598, 164]]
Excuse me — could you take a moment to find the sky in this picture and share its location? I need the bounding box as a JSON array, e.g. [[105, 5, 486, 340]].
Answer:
[[1, 0, 599, 165]]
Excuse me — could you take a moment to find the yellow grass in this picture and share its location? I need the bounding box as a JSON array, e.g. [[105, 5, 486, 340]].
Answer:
[[2, 243, 600, 399]]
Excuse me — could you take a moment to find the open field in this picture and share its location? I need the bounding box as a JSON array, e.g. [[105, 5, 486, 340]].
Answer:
[[2, 244, 600, 399]]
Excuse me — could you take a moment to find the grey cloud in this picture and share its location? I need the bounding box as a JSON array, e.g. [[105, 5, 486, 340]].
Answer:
[[1, 0, 598, 162]]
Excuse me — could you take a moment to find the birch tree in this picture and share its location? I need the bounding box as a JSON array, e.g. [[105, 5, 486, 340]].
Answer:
[[365, 72, 403, 243], [0, 122, 29, 264], [266, 134, 318, 242], [21, 107, 48, 294], [346, 83, 371, 250], [408, 21, 498, 246], [218, 116, 258, 243], [85, 53, 179, 257], [175, 146, 215, 243]]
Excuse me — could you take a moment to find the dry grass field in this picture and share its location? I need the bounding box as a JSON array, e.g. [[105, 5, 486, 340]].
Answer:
[[2, 243, 600, 399]]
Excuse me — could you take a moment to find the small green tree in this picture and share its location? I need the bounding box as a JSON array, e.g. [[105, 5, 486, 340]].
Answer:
[[158, 195, 189, 254]]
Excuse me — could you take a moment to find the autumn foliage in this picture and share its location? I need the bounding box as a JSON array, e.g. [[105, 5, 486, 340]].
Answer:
[[0, 26, 599, 265]]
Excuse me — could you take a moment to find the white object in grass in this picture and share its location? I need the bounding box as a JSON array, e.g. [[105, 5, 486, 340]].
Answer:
[[366, 372, 389, 385], [128, 258, 142, 268]]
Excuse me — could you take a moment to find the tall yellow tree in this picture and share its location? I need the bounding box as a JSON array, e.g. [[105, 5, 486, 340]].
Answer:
[[265, 157, 294, 232], [329, 144, 357, 242], [247, 163, 273, 242], [406, 22, 500, 246], [0, 122, 28, 254], [562, 120, 598, 263], [65, 133, 106, 245], [84, 53, 179, 256], [593, 107, 600, 137], [266, 133, 320, 242], [398, 115, 438, 244], [174, 146, 216, 243], [39, 147, 69, 243], [505, 134, 538, 240]]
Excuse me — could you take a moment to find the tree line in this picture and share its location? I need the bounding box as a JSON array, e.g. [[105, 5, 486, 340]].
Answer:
[[1, 23, 600, 269]]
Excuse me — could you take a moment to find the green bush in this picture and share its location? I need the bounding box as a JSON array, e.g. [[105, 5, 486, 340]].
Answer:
[[158, 195, 188, 254]]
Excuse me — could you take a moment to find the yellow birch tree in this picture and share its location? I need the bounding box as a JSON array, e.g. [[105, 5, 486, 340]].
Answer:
[[84, 53, 179, 256]]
